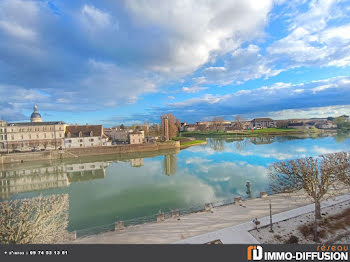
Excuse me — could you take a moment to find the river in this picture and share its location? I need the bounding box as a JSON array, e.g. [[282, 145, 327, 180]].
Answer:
[[1, 132, 349, 236]]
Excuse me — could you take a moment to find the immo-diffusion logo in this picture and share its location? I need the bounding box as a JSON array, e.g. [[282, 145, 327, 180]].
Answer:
[[247, 246, 263, 261], [247, 245, 348, 261]]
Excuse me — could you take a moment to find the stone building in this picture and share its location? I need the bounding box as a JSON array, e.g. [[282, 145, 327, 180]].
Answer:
[[128, 130, 144, 144], [0, 105, 66, 152], [161, 115, 170, 141], [251, 118, 276, 129], [64, 124, 110, 148]]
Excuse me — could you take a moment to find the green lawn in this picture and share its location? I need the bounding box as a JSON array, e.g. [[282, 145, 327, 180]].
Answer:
[[180, 140, 206, 146]]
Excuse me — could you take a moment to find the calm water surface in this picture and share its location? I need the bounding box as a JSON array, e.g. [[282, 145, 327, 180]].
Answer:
[[1, 133, 349, 234]]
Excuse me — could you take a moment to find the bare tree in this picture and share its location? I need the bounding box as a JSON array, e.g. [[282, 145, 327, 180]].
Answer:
[[212, 117, 225, 131], [270, 153, 350, 241], [233, 115, 244, 130], [0, 194, 69, 244]]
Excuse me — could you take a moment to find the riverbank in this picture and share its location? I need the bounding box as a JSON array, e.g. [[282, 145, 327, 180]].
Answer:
[[0, 141, 180, 165], [181, 128, 326, 137], [70, 188, 350, 244]]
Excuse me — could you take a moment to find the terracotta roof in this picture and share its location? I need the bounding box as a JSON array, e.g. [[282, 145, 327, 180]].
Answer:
[[66, 125, 103, 138]]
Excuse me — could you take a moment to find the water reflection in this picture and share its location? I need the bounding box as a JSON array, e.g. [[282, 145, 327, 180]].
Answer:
[[0, 161, 111, 200], [163, 154, 177, 176], [0, 133, 349, 233]]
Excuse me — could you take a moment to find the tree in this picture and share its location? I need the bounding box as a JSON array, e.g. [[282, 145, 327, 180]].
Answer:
[[212, 117, 225, 131], [333, 116, 350, 131], [276, 120, 289, 128], [120, 124, 125, 130], [270, 153, 350, 241], [0, 194, 69, 244], [233, 115, 244, 130]]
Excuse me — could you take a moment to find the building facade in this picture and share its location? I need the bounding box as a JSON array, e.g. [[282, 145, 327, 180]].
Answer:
[[64, 125, 110, 148], [251, 118, 276, 129], [0, 105, 66, 152], [128, 131, 144, 144]]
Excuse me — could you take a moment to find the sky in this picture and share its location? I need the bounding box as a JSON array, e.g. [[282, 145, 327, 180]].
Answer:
[[0, 0, 350, 126]]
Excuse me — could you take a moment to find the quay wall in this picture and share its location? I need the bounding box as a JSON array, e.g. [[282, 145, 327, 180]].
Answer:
[[0, 141, 180, 164]]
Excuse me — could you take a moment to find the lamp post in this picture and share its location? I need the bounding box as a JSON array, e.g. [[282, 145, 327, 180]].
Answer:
[[269, 199, 274, 233]]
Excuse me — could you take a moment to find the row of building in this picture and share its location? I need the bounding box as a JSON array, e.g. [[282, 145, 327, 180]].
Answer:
[[180, 117, 343, 132], [0, 105, 146, 153]]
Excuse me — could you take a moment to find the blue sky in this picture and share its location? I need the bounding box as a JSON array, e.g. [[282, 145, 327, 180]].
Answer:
[[0, 0, 350, 126]]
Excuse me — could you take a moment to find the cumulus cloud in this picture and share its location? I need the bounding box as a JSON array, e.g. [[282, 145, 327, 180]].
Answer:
[[267, 0, 350, 68], [0, 0, 275, 120], [182, 86, 209, 93], [153, 76, 350, 121]]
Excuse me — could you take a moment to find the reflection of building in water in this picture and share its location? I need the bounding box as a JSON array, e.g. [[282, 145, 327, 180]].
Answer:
[[65, 161, 110, 182], [0, 161, 111, 199], [163, 154, 177, 176], [130, 158, 144, 167], [0, 165, 69, 200], [249, 136, 274, 145]]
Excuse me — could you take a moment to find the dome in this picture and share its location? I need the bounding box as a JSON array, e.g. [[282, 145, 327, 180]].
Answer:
[[30, 105, 42, 122]]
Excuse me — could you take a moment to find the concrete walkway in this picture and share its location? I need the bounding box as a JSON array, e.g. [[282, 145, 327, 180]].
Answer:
[[72, 190, 350, 244], [175, 193, 350, 244]]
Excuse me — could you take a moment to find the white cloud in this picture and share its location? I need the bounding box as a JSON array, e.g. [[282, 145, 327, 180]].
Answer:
[[164, 76, 350, 120], [182, 86, 209, 93], [203, 45, 282, 85], [124, 0, 273, 75], [267, 1, 350, 68]]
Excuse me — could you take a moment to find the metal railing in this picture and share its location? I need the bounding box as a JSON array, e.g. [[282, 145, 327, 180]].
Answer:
[[74, 193, 268, 238]]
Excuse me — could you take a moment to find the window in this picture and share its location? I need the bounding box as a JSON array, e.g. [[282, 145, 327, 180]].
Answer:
[[91, 143, 93, 146], [11, 135, 14, 140], [90, 139, 94, 142], [68, 140, 72, 143], [0, 129, 2, 133], [59, 134, 62, 138], [80, 144, 83, 147], [0, 135, 2, 140], [44, 133, 47, 138], [79, 139, 83, 142], [29, 134, 31, 139], [36, 134, 39, 139], [21, 135, 23, 139]]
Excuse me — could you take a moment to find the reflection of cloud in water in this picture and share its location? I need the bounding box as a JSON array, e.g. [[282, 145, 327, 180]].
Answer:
[[67, 159, 217, 229], [312, 146, 341, 155], [184, 159, 269, 199]]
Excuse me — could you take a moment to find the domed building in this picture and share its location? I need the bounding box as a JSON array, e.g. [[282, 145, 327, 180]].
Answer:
[[30, 104, 42, 122], [0, 104, 66, 152]]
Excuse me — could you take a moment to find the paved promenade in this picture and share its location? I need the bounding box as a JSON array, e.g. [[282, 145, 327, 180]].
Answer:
[[72, 190, 350, 244], [176, 193, 350, 244]]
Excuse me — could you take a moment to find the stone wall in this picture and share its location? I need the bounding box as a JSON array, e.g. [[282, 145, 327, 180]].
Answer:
[[0, 141, 180, 164]]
